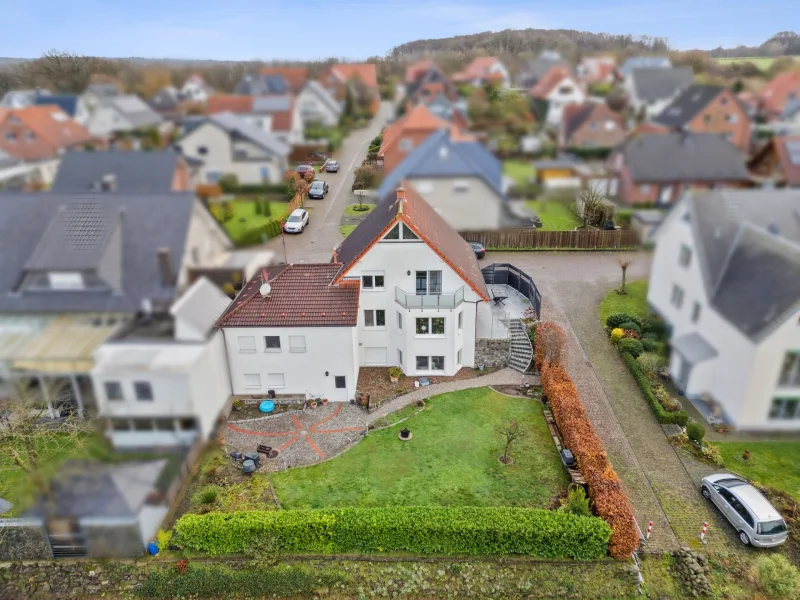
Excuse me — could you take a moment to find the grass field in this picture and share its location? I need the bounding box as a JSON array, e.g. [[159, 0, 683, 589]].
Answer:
[[503, 160, 536, 186], [713, 56, 799, 69], [716, 441, 800, 502], [599, 280, 649, 325], [212, 199, 291, 243], [525, 199, 582, 231], [339, 225, 357, 237], [344, 203, 375, 217], [271, 388, 568, 509]]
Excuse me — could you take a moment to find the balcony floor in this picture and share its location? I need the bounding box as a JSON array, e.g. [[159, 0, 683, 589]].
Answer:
[[476, 285, 533, 339]]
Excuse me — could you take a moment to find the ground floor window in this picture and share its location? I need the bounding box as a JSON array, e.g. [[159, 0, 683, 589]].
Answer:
[[769, 397, 800, 420], [108, 417, 198, 433], [416, 355, 445, 371]]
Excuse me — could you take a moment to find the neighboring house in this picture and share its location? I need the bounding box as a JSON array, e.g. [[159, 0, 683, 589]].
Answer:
[[576, 57, 619, 85], [148, 86, 183, 119], [533, 153, 612, 192], [32, 94, 90, 126], [607, 131, 751, 205], [416, 93, 470, 130], [181, 74, 212, 104], [780, 98, 800, 126], [205, 95, 303, 144], [559, 101, 626, 149], [647, 189, 800, 431], [652, 84, 752, 152], [82, 83, 120, 112], [516, 51, 568, 89], [296, 80, 342, 128], [51, 149, 196, 193], [86, 95, 165, 138], [625, 67, 694, 119], [0, 191, 234, 416], [748, 135, 800, 188], [404, 62, 459, 103], [258, 67, 309, 94], [378, 103, 454, 174], [92, 277, 232, 449], [0, 106, 93, 160], [176, 111, 289, 184], [528, 66, 587, 128], [376, 129, 524, 231], [619, 56, 671, 78], [757, 70, 800, 120], [0, 89, 51, 109], [234, 73, 289, 96], [451, 57, 511, 88], [0, 148, 57, 190], [318, 63, 380, 114]]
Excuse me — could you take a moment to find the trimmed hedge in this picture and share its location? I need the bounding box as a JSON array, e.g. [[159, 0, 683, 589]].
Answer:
[[617, 338, 643, 357], [606, 312, 641, 329], [622, 352, 688, 426], [174, 506, 611, 559], [223, 183, 290, 195]]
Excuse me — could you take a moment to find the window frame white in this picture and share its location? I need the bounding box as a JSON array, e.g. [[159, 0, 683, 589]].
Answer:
[[243, 373, 262, 389], [267, 373, 286, 389], [416, 316, 445, 336], [364, 309, 386, 329], [288, 335, 307, 353], [264, 336, 281, 352], [238, 336, 257, 353], [670, 284, 684, 309]]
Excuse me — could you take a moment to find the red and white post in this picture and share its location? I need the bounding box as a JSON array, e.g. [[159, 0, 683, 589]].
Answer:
[[646, 521, 653, 540], [700, 522, 708, 544]]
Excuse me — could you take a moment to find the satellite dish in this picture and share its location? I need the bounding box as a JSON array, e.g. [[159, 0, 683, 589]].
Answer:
[[259, 283, 271, 297]]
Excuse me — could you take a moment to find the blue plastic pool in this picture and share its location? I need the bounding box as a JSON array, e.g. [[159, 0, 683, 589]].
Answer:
[[259, 400, 275, 413]]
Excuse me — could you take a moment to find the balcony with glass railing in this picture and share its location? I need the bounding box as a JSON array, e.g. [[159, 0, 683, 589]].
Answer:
[[394, 286, 465, 309]]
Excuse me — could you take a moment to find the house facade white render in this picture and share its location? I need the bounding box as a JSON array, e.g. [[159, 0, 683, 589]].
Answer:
[[407, 177, 504, 231], [222, 326, 359, 402], [296, 85, 341, 127], [544, 76, 587, 127], [181, 78, 211, 104]]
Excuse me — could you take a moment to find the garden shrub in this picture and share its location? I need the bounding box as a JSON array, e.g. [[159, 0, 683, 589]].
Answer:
[[175, 506, 611, 560], [754, 554, 800, 599], [193, 486, 219, 505], [540, 362, 639, 559], [560, 487, 592, 518], [686, 422, 705, 443], [618, 321, 640, 334], [641, 331, 658, 341], [606, 313, 640, 329], [534, 322, 567, 370], [640, 315, 667, 337], [610, 328, 624, 343], [641, 338, 663, 353], [235, 212, 289, 247], [622, 353, 688, 426], [617, 338, 643, 357], [636, 352, 664, 379]]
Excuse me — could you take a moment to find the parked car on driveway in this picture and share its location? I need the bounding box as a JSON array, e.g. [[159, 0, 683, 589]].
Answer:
[[325, 160, 340, 173], [295, 164, 315, 177], [468, 241, 486, 259], [283, 208, 309, 234], [308, 180, 329, 199], [700, 474, 788, 547]]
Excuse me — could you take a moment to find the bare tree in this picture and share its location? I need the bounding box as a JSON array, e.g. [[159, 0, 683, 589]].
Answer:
[[500, 420, 523, 464], [617, 256, 633, 295], [579, 184, 610, 228]]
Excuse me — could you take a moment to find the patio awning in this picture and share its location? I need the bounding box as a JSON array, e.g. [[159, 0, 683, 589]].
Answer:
[[672, 332, 718, 365], [0, 315, 121, 375]]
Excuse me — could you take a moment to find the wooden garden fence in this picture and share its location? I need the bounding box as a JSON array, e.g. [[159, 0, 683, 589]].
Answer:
[[461, 228, 639, 250]]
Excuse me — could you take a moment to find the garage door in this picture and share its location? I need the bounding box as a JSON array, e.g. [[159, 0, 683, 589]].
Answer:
[[365, 347, 388, 366]]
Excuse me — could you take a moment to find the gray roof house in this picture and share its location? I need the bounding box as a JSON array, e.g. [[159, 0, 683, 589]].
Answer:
[[0, 88, 51, 109], [376, 129, 531, 231], [626, 67, 694, 118], [517, 52, 569, 88], [235, 73, 289, 95], [86, 95, 165, 138], [148, 86, 183, 117], [647, 189, 800, 431], [620, 56, 672, 77], [296, 80, 343, 127]]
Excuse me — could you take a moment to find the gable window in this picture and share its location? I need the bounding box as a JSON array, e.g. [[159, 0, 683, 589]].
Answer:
[[134, 381, 153, 401], [704, 114, 711, 123], [415, 270, 442, 295], [267, 373, 286, 389], [398, 138, 413, 152], [105, 381, 123, 401], [453, 179, 469, 192], [4, 132, 16, 142], [691, 302, 701, 323], [678, 244, 692, 268], [382, 223, 419, 241], [778, 352, 800, 387], [362, 274, 385, 289], [725, 113, 738, 123], [670, 284, 684, 309], [24, 131, 35, 141], [414, 180, 434, 194], [416, 317, 445, 335], [238, 336, 256, 353], [364, 309, 385, 328], [243, 373, 261, 389], [289, 335, 306, 353], [558, 86, 573, 95], [769, 397, 800, 420], [197, 145, 208, 155]]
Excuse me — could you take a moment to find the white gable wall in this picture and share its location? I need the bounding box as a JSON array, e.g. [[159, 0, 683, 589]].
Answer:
[[408, 177, 504, 231], [545, 76, 587, 127], [87, 106, 132, 137], [297, 87, 340, 127]]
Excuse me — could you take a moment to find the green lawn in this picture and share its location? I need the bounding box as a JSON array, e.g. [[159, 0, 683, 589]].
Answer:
[[713, 56, 799, 69], [212, 199, 291, 242], [716, 441, 800, 502], [344, 203, 375, 217], [525, 200, 582, 231], [599, 280, 649, 325], [271, 388, 567, 509], [339, 225, 357, 237], [503, 160, 536, 186]]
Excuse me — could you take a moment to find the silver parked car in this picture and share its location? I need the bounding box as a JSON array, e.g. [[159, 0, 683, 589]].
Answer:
[[701, 474, 788, 547]]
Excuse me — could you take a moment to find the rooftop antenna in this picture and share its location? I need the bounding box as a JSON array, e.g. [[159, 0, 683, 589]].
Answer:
[[259, 271, 271, 297]]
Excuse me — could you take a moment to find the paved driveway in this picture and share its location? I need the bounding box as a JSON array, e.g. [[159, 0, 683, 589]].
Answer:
[[486, 251, 740, 553], [259, 102, 394, 263]]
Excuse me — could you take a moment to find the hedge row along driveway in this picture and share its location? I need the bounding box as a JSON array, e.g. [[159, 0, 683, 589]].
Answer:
[[175, 506, 611, 560]]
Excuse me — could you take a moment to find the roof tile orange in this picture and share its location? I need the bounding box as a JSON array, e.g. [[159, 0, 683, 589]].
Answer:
[[258, 67, 309, 93], [206, 95, 254, 114], [328, 63, 378, 88]]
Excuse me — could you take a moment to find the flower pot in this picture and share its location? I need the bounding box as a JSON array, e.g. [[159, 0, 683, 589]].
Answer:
[[322, 398, 329, 406], [390, 376, 399, 383], [309, 401, 317, 409]]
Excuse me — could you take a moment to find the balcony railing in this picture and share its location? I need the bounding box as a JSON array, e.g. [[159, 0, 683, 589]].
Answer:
[[395, 286, 465, 309]]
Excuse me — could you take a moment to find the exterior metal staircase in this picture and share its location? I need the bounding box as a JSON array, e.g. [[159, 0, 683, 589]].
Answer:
[[507, 319, 533, 373]]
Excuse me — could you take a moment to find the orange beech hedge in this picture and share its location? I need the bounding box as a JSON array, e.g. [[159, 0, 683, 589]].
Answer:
[[534, 322, 567, 370], [539, 324, 639, 559]]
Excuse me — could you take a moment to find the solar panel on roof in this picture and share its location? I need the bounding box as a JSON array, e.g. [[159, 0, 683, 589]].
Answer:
[[786, 140, 800, 165]]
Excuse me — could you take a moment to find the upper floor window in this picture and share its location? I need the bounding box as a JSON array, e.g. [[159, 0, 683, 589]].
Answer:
[[558, 86, 573, 95], [383, 222, 419, 241], [4, 132, 16, 142], [105, 381, 123, 401], [778, 352, 800, 387], [364, 309, 385, 328], [398, 138, 413, 152], [197, 145, 208, 155], [725, 113, 738, 123], [416, 317, 445, 335], [670, 284, 684, 309], [453, 180, 469, 192], [134, 381, 153, 401], [415, 270, 442, 295], [691, 302, 701, 323], [678, 244, 692, 268], [238, 336, 256, 353], [289, 335, 306, 353], [640, 184, 651, 194], [48, 272, 84, 290], [362, 274, 385, 289], [265, 336, 281, 351]]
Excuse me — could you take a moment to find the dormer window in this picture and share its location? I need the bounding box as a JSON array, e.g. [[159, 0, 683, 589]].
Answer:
[[398, 138, 413, 152], [48, 272, 84, 290]]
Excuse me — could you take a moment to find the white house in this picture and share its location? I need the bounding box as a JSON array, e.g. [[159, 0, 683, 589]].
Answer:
[[92, 277, 233, 449], [218, 184, 491, 401], [0, 89, 51, 109], [250, 96, 305, 145], [452, 57, 511, 89], [86, 95, 165, 137], [177, 112, 290, 184], [529, 67, 587, 128], [648, 189, 800, 431], [296, 81, 343, 128], [181, 74, 212, 105], [625, 67, 694, 119]]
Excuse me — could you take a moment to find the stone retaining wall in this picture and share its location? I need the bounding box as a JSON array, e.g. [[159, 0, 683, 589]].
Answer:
[[0, 519, 50, 561], [475, 338, 511, 368]]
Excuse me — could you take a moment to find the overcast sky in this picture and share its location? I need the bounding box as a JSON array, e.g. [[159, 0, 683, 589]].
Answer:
[[2, 0, 797, 60]]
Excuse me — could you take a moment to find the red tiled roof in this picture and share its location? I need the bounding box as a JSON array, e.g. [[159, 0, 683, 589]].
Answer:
[[774, 135, 800, 186], [758, 70, 800, 115], [0, 106, 92, 160], [529, 66, 575, 98], [258, 67, 309, 92], [216, 263, 360, 328], [206, 95, 254, 114], [327, 63, 378, 89], [405, 59, 434, 83], [452, 57, 502, 82]]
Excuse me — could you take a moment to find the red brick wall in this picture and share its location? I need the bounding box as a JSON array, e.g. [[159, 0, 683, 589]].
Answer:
[[687, 89, 751, 153]]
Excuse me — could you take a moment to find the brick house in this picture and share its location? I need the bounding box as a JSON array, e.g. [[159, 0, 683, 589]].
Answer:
[[748, 135, 800, 188], [318, 63, 380, 115], [0, 106, 93, 160], [404, 63, 460, 104], [757, 70, 800, 120], [451, 57, 511, 88], [653, 85, 752, 152], [608, 131, 751, 205], [258, 67, 309, 94], [559, 101, 625, 149]]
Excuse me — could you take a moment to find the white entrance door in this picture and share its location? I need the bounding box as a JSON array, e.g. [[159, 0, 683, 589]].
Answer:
[[333, 375, 348, 402], [365, 347, 388, 366]]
